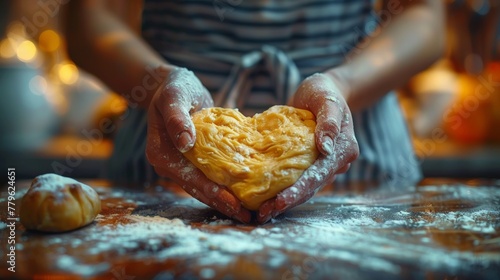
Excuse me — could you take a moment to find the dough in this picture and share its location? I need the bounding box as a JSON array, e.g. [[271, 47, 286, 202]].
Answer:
[[183, 105, 319, 210], [20, 174, 101, 232]]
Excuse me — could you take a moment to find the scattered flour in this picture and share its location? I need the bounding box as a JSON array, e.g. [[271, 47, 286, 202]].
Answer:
[[76, 215, 265, 266], [18, 182, 498, 278], [57, 255, 109, 276]]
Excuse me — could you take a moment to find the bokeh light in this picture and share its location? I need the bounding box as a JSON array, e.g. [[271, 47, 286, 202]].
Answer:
[[0, 39, 16, 58], [29, 75, 48, 95], [16, 40, 37, 62], [6, 21, 26, 38], [110, 95, 128, 114], [39, 30, 61, 52], [57, 63, 79, 84]]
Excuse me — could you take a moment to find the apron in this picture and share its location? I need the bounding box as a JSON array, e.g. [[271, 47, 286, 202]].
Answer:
[[107, 0, 422, 187]]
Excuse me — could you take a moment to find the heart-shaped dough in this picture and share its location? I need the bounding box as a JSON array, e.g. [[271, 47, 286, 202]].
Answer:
[[183, 105, 319, 210]]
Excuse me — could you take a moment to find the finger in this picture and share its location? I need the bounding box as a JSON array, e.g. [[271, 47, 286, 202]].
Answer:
[[257, 158, 342, 223], [164, 162, 252, 223], [256, 200, 275, 224], [335, 107, 359, 167], [200, 91, 215, 109], [200, 183, 242, 213], [163, 108, 195, 153], [203, 186, 252, 223], [275, 180, 319, 212], [257, 186, 317, 224], [291, 74, 345, 156], [179, 183, 252, 223], [153, 158, 242, 214], [155, 68, 211, 153], [146, 107, 173, 167], [152, 91, 194, 153], [231, 210, 252, 224], [314, 96, 344, 156], [337, 163, 350, 174], [277, 154, 336, 209]]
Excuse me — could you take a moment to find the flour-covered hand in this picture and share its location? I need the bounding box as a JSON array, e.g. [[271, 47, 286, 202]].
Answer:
[[257, 73, 359, 223], [146, 66, 252, 223]]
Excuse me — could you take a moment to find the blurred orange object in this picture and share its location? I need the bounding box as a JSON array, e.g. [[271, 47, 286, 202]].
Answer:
[[487, 62, 500, 143], [443, 62, 500, 145]]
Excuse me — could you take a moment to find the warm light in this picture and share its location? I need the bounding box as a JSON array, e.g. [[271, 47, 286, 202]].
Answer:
[[6, 21, 26, 38], [110, 95, 128, 114], [16, 40, 37, 62], [0, 39, 16, 58], [29, 75, 48, 95], [58, 63, 79, 84], [39, 30, 61, 52]]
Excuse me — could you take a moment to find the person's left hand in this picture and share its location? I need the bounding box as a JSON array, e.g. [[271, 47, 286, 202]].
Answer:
[[257, 73, 359, 223], [146, 67, 252, 223]]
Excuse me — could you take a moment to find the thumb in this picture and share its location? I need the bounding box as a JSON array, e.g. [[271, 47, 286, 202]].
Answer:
[[314, 100, 342, 156], [152, 85, 197, 153], [162, 105, 196, 153], [154, 67, 214, 153], [147, 90, 196, 154], [292, 73, 345, 156]]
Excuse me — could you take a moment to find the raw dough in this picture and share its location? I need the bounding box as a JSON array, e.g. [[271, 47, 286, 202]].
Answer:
[[20, 174, 101, 232], [183, 105, 319, 210]]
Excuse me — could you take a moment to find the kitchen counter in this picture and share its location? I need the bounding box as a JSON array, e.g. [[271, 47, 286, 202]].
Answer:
[[1, 179, 499, 279]]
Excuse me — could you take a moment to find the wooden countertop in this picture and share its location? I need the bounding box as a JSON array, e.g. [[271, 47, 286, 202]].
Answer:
[[1, 179, 499, 279]]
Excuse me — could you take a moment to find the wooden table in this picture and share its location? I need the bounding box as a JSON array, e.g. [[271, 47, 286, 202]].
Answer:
[[1, 179, 499, 279]]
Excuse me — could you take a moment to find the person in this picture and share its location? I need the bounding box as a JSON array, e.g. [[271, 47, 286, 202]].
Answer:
[[65, 0, 445, 223]]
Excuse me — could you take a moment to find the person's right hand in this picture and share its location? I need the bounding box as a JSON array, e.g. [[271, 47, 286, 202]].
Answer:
[[146, 66, 252, 223]]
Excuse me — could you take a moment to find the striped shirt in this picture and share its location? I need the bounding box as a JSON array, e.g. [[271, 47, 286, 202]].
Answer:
[[107, 0, 422, 187]]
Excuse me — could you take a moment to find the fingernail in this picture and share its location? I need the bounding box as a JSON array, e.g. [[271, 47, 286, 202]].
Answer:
[[321, 136, 335, 155], [177, 131, 193, 153]]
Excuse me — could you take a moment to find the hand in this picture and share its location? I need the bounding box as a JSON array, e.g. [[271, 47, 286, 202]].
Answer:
[[257, 73, 359, 223], [146, 66, 252, 223]]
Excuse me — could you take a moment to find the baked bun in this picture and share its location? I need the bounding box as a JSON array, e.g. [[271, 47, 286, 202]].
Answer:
[[184, 105, 319, 210], [20, 174, 101, 232]]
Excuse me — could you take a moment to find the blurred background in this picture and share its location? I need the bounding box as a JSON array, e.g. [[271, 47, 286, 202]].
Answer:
[[0, 0, 499, 181]]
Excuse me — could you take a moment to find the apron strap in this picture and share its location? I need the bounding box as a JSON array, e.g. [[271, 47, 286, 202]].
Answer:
[[214, 45, 301, 109]]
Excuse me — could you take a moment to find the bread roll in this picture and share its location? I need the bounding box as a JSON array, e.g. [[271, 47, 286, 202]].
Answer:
[[20, 174, 101, 232], [184, 105, 318, 210]]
